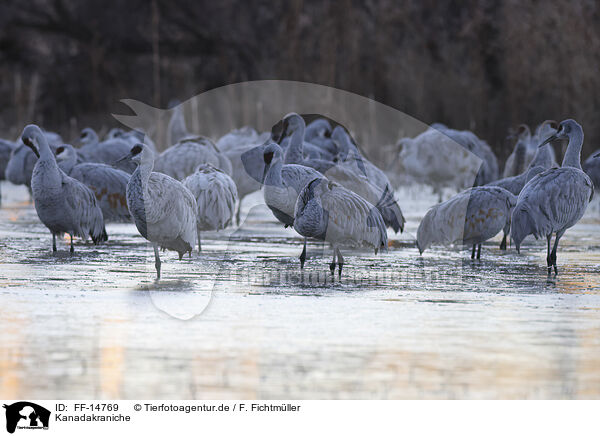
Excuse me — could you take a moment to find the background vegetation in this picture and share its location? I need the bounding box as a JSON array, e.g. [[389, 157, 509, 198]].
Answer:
[[1, 0, 599, 162]]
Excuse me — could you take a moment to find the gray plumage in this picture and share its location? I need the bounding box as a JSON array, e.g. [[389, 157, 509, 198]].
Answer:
[[243, 141, 323, 269], [123, 144, 197, 279], [0, 139, 15, 181], [224, 141, 265, 224], [432, 123, 499, 185], [0, 138, 16, 202], [282, 114, 405, 233], [528, 121, 558, 169], [78, 127, 137, 173], [503, 125, 531, 177], [5, 131, 61, 189], [504, 122, 557, 177], [488, 166, 545, 197], [56, 144, 131, 223], [294, 176, 388, 276], [583, 151, 600, 189], [21, 124, 105, 252], [304, 118, 332, 142], [330, 126, 394, 193], [530, 120, 558, 165], [182, 163, 238, 252], [486, 165, 545, 249], [417, 186, 517, 259], [216, 126, 269, 153], [168, 105, 191, 146], [279, 113, 335, 162], [259, 142, 323, 227], [397, 128, 484, 199], [154, 137, 232, 180], [511, 119, 593, 274], [106, 128, 157, 153]]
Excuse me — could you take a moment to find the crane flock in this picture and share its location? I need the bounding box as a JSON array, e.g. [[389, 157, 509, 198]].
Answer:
[[1, 110, 598, 279]]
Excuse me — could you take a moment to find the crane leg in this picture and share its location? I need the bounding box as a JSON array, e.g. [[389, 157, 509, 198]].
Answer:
[[329, 249, 337, 275], [336, 248, 344, 278], [154, 245, 162, 280], [52, 234, 57, 252], [551, 230, 565, 275], [197, 231, 202, 253], [69, 233, 74, 253], [499, 233, 507, 250], [476, 244, 481, 259], [545, 235, 552, 274], [299, 238, 307, 269], [471, 245, 476, 259], [235, 202, 241, 227]]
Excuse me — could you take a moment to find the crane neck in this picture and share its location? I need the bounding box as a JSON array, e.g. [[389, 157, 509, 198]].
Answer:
[[33, 130, 55, 162], [514, 140, 527, 174], [264, 158, 283, 187], [562, 126, 584, 169], [284, 125, 305, 164], [135, 154, 155, 189]]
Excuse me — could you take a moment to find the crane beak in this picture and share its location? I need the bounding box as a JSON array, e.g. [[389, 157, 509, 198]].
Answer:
[[539, 134, 558, 148], [114, 152, 131, 164], [22, 137, 40, 158]]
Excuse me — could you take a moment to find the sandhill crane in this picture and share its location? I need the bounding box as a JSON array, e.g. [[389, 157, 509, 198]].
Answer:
[[242, 141, 322, 267], [216, 126, 270, 153], [0, 139, 15, 202], [0, 139, 15, 178], [21, 125, 106, 252], [277, 113, 335, 162], [304, 118, 333, 143], [119, 144, 197, 279], [78, 128, 137, 173], [583, 152, 600, 189], [490, 125, 557, 247], [106, 128, 157, 152], [214, 127, 271, 224], [282, 116, 405, 233], [223, 141, 266, 225], [154, 137, 232, 180], [503, 125, 531, 177], [55, 144, 131, 223], [487, 166, 545, 249], [504, 121, 557, 178], [5, 131, 61, 191], [330, 126, 394, 192], [432, 123, 499, 185], [527, 140, 556, 170], [511, 119, 593, 274], [259, 142, 322, 226], [531, 120, 558, 165], [417, 186, 517, 259], [182, 164, 238, 252], [398, 128, 482, 200], [168, 105, 191, 146], [294, 176, 388, 277]]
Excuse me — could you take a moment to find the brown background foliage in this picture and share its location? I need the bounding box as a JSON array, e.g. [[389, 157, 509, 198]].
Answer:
[[1, 0, 599, 163]]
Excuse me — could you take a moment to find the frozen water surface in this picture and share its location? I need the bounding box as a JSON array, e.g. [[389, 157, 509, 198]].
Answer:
[[1, 182, 600, 399]]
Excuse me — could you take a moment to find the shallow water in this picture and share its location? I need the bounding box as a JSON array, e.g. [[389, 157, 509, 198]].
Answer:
[[1, 182, 600, 399]]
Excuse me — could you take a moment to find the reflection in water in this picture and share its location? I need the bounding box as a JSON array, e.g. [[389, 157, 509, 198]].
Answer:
[[0, 311, 24, 399], [99, 318, 125, 399], [1, 183, 600, 399]]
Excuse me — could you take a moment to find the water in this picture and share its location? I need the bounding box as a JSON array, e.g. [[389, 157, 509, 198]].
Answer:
[[1, 182, 600, 399]]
